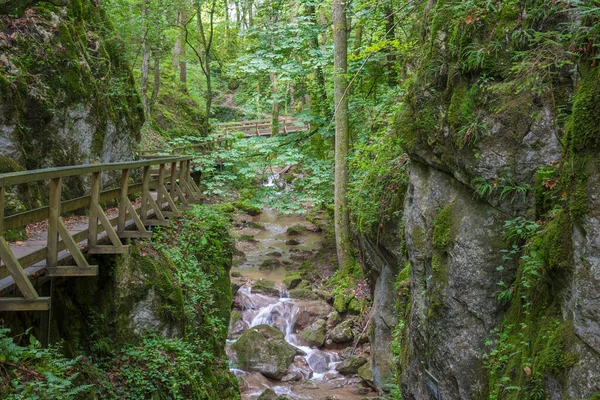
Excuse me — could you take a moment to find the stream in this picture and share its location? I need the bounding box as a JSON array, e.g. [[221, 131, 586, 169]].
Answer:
[[227, 209, 376, 399]]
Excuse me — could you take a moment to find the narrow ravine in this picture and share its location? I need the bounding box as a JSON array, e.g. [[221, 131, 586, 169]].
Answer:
[[227, 209, 376, 399]]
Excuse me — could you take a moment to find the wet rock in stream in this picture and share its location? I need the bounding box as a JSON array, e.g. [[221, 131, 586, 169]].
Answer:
[[232, 324, 297, 379]]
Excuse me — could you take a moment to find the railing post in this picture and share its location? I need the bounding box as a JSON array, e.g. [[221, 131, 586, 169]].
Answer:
[[47, 177, 61, 268], [170, 162, 177, 200], [158, 163, 166, 207], [178, 160, 187, 197], [88, 172, 100, 248], [141, 166, 150, 223], [0, 186, 4, 237], [118, 169, 129, 232]]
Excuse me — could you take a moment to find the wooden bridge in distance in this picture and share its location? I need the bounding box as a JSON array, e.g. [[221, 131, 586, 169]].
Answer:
[[219, 117, 310, 137], [0, 156, 203, 312]]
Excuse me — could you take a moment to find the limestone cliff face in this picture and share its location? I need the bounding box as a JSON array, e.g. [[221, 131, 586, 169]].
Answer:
[[361, 2, 600, 398], [0, 0, 143, 182]]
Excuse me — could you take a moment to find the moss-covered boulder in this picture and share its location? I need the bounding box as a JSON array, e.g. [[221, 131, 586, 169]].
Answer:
[[234, 202, 261, 216], [289, 287, 318, 300], [336, 355, 367, 375], [299, 319, 327, 347], [252, 279, 280, 297], [232, 324, 297, 379], [330, 319, 354, 343], [283, 273, 302, 289], [358, 362, 375, 388]]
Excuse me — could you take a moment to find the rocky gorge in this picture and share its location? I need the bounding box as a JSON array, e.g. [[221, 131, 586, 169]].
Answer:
[[226, 208, 379, 399]]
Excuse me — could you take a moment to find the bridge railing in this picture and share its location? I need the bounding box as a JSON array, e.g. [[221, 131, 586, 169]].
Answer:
[[0, 156, 203, 311]]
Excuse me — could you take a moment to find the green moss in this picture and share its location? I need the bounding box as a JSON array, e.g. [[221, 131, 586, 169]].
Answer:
[[411, 225, 427, 252], [333, 293, 348, 313], [535, 321, 578, 374], [0, 156, 25, 173], [432, 204, 454, 249], [565, 67, 600, 153], [283, 273, 302, 289], [533, 209, 573, 271], [288, 288, 318, 300], [234, 201, 261, 216], [347, 297, 363, 314], [447, 83, 476, 129], [215, 203, 235, 213]]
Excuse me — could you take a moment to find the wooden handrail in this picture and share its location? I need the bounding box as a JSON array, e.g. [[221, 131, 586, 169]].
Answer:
[[0, 156, 203, 311], [0, 156, 190, 187]]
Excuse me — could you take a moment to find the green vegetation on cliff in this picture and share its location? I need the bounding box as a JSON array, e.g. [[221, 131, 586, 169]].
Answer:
[[0, 205, 239, 399]]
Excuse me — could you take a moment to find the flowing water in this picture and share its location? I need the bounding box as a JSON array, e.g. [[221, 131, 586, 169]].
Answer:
[[227, 209, 376, 399]]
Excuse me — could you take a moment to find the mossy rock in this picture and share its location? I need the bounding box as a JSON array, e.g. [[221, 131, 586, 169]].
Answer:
[[564, 67, 600, 153], [336, 355, 367, 375], [234, 202, 261, 216], [358, 362, 375, 388], [288, 288, 318, 300], [299, 319, 327, 347], [0, 156, 24, 174], [239, 234, 256, 242], [259, 259, 281, 271], [333, 293, 348, 313], [232, 324, 296, 379], [248, 221, 266, 230], [215, 203, 235, 213], [230, 311, 242, 326], [286, 225, 307, 235], [432, 204, 454, 249], [330, 319, 354, 343], [257, 389, 278, 400], [347, 297, 363, 314], [283, 273, 302, 290], [252, 279, 279, 297]]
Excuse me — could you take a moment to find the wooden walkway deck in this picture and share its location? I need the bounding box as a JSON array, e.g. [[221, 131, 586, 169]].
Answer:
[[0, 156, 203, 311]]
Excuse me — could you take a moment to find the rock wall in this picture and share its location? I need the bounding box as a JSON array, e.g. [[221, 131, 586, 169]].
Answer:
[[0, 0, 143, 198], [359, 1, 600, 398]]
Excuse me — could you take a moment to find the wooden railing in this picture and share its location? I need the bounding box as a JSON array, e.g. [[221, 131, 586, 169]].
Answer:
[[0, 156, 203, 311], [140, 118, 311, 157], [219, 117, 310, 137]]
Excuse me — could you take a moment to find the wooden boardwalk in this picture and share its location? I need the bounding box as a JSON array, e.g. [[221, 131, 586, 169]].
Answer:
[[0, 156, 203, 311], [219, 117, 310, 137]]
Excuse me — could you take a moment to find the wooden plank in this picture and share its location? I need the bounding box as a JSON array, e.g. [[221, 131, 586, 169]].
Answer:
[[58, 219, 94, 270], [94, 203, 124, 247], [47, 178, 61, 268], [118, 231, 153, 239], [0, 186, 4, 236], [88, 172, 100, 248], [0, 237, 39, 300], [160, 185, 181, 216], [118, 169, 129, 232], [141, 167, 150, 224], [145, 192, 168, 225], [88, 245, 129, 255], [47, 266, 98, 277], [0, 297, 51, 311], [0, 156, 192, 187]]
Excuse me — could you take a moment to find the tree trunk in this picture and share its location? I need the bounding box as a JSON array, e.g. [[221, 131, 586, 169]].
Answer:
[[270, 72, 279, 136], [173, 10, 188, 86], [141, 28, 150, 118], [333, 0, 351, 269], [151, 53, 160, 108], [384, 5, 397, 86]]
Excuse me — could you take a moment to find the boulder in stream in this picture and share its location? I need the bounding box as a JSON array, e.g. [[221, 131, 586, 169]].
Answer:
[[299, 319, 327, 347], [281, 356, 313, 382], [257, 389, 278, 400], [358, 362, 375, 389], [232, 324, 297, 379], [294, 300, 333, 331], [336, 355, 367, 375], [330, 319, 354, 343]]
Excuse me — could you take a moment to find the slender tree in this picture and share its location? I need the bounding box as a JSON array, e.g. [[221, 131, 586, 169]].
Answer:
[[333, 0, 351, 269]]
